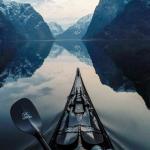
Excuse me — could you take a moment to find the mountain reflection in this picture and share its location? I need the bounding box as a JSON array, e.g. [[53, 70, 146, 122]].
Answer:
[[1, 40, 149, 109], [84, 41, 135, 92], [85, 40, 150, 108], [56, 41, 93, 66], [0, 41, 53, 88], [0, 41, 149, 150]]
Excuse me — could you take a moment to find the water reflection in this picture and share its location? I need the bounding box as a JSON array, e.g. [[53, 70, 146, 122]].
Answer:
[[84, 42, 135, 92], [0, 41, 53, 88], [85, 41, 150, 108], [56, 41, 93, 66], [0, 41, 150, 150]]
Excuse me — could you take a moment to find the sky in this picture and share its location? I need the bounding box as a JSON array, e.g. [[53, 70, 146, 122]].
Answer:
[[7, 0, 99, 29]]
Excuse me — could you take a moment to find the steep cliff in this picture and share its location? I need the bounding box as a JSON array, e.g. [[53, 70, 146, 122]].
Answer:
[[0, 1, 53, 41], [84, 0, 130, 39], [94, 0, 150, 40]]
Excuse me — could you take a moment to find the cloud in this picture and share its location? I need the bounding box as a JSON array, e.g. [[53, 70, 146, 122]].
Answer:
[[7, 0, 99, 28], [36, 0, 99, 27]]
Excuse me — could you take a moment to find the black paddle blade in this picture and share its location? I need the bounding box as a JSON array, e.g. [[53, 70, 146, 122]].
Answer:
[[10, 98, 42, 135]]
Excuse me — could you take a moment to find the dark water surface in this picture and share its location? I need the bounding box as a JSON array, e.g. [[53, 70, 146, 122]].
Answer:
[[0, 41, 150, 150]]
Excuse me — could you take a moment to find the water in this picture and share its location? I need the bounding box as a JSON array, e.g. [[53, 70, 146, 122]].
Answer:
[[0, 41, 150, 150]]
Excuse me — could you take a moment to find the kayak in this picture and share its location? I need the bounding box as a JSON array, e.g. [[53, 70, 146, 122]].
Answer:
[[49, 68, 114, 150]]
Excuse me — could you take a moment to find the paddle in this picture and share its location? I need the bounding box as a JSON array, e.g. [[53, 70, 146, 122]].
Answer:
[[10, 98, 51, 150]]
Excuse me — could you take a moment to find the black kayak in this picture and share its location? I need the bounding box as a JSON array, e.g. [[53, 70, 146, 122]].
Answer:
[[49, 68, 114, 150]]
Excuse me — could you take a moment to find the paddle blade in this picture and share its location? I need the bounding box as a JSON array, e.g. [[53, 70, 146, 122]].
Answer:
[[10, 98, 42, 135]]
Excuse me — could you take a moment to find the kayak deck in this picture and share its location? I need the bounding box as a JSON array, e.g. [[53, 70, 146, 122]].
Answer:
[[49, 68, 114, 150]]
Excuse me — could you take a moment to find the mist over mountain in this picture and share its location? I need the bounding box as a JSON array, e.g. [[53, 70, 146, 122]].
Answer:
[[0, 1, 53, 41], [57, 14, 93, 39]]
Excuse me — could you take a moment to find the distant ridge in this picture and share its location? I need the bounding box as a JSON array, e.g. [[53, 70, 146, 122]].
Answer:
[[48, 22, 64, 37], [57, 14, 93, 39]]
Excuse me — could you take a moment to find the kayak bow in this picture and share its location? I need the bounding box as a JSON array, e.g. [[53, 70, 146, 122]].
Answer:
[[50, 68, 114, 150]]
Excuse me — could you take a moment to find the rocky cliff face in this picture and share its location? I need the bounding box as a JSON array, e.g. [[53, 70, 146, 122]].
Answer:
[[0, 1, 53, 41], [0, 1, 23, 41], [84, 0, 131, 39], [93, 0, 150, 40], [0, 10, 23, 41], [58, 14, 92, 39]]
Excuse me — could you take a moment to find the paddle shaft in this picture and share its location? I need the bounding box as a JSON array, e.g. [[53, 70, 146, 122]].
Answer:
[[35, 132, 51, 150]]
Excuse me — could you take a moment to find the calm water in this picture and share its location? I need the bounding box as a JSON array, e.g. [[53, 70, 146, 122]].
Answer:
[[0, 41, 150, 150]]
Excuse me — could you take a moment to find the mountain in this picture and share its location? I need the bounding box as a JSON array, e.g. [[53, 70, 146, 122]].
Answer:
[[57, 14, 93, 39], [48, 22, 64, 37], [0, 10, 23, 41], [85, 0, 150, 107], [0, 1, 53, 41], [84, 0, 131, 39], [93, 0, 150, 40], [0, 2, 23, 41]]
